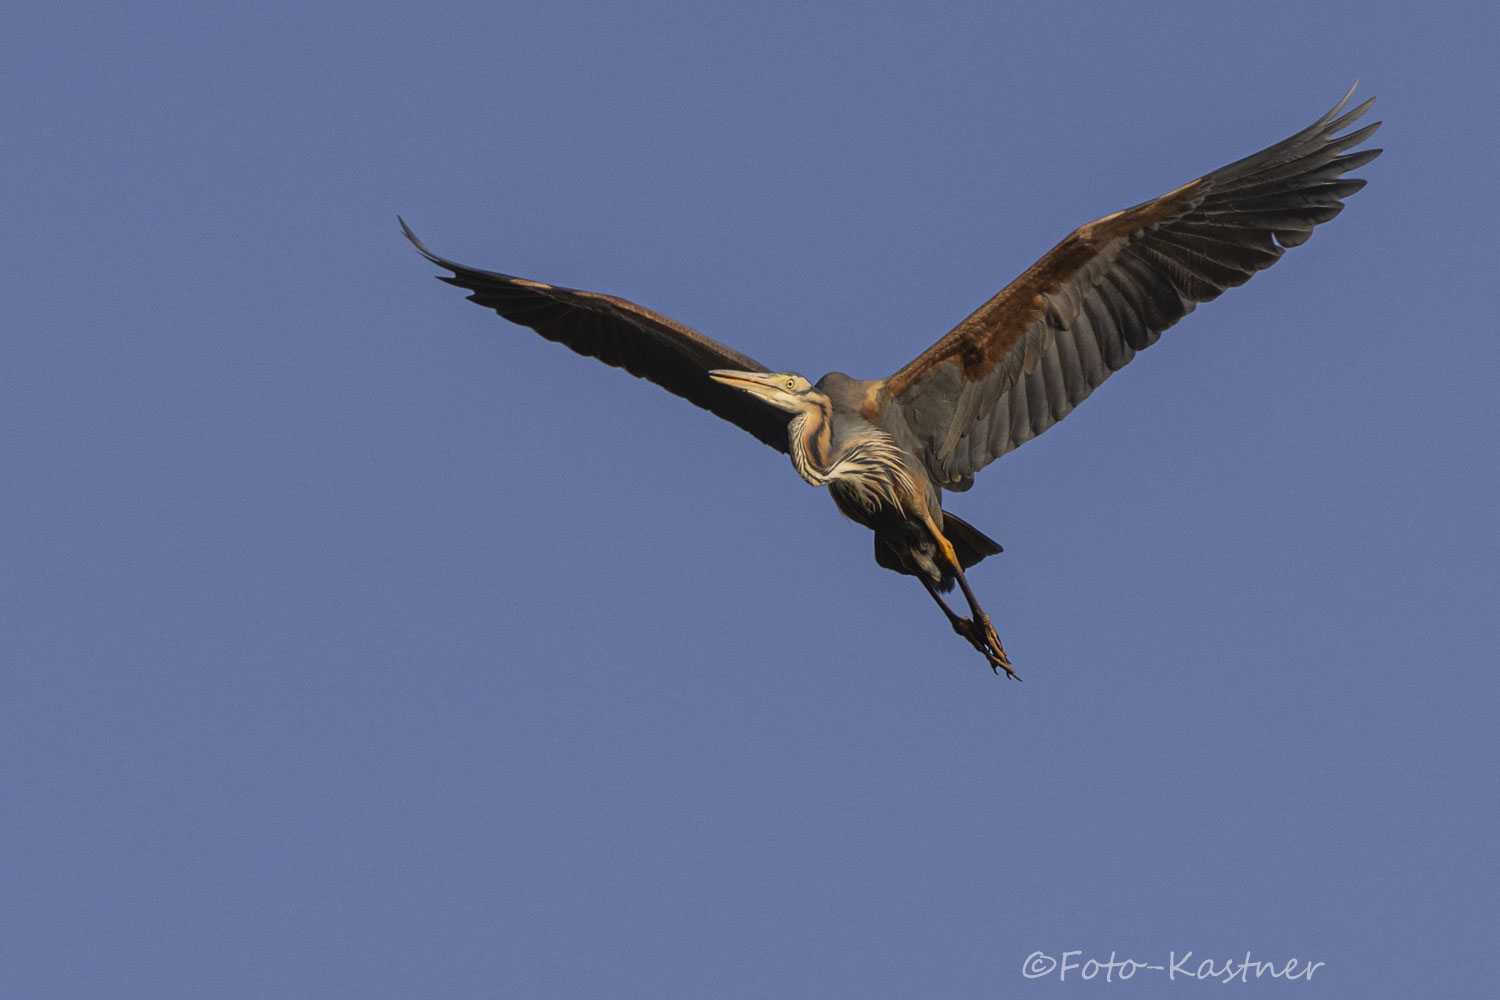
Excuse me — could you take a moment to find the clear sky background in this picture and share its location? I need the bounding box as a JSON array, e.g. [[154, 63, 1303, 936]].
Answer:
[[4, 2, 1495, 997]]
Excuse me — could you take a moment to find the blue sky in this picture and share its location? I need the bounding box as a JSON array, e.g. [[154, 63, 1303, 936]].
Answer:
[[4, 1, 1496, 996]]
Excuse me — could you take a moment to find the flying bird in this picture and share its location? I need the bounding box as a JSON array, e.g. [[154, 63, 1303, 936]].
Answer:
[[403, 87, 1380, 679]]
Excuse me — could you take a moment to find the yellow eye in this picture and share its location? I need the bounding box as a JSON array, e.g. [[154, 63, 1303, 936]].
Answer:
[[785, 377, 797, 391]]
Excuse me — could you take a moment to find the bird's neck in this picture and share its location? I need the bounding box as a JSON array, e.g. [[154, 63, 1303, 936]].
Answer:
[[788, 404, 917, 516], [788, 403, 835, 487]]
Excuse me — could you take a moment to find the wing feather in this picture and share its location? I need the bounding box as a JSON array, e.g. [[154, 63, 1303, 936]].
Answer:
[[401, 219, 791, 452], [886, 87, 1381, 490]]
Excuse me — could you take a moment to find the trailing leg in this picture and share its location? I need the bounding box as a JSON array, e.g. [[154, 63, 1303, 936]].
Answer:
[[922, 576, 1020, 680], [951, 568, 1016, 679]]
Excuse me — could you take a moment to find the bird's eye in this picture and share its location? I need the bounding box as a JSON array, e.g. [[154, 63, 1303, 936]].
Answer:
[[785, 377, 797, 391]]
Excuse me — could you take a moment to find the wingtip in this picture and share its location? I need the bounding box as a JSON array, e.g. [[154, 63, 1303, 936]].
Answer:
[[397, 215, 425, 251], [397, 216, 448, 268], [1298, 83, 1377, 151], [1326, 82, 1376, 127]]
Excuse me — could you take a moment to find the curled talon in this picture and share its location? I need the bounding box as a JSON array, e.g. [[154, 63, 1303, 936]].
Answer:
[[985, 645, 1020, 681], [946, 614, 1018, 679]]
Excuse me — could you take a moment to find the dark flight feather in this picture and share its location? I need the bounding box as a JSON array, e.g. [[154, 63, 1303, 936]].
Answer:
[[401, 219, 792, 452], [885, 86, 1381, 491]]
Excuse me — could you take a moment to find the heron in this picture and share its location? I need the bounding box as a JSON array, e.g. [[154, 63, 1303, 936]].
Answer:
[[403, 87, 1380, 679]]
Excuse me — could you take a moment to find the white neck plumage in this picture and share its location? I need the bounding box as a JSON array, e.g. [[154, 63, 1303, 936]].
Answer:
[[788, 405, 917, 515]]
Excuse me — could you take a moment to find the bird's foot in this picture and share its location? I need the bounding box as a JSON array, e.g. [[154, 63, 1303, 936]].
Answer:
[[953, 614, 1020, 680]]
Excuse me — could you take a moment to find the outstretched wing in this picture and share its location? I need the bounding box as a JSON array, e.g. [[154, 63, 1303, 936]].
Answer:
[[885, 87, 1382, 491], [402, 219, 792, 452]]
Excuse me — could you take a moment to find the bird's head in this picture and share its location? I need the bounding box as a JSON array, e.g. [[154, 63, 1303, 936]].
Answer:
[[708, 370, 823, 414]]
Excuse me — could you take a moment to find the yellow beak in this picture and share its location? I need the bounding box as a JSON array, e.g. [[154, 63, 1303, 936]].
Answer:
[[709, 370, 788, 400]]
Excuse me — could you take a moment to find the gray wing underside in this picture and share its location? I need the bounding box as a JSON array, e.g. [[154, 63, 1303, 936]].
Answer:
[[889, 87, 1382, 491]]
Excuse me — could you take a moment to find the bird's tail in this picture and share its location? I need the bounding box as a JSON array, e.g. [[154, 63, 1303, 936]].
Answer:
[[943, 512, 1002, 570]]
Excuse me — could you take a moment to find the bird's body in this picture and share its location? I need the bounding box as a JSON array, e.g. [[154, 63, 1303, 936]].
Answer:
[[720, 370, 992, 581], [404, 88, 1381, 678]]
